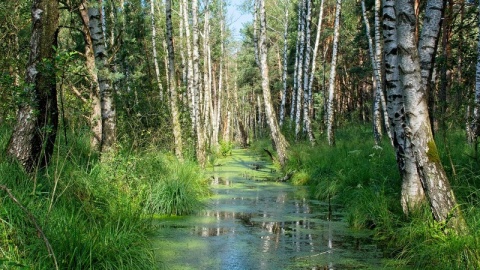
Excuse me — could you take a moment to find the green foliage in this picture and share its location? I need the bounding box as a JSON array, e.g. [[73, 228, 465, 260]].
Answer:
[[145, 156, 209, 216], [219, 140, 233, 157], [287, 125, 480, 269], [0, 127, 210, 269]]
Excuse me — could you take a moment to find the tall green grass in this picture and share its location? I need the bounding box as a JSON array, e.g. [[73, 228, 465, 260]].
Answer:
[[0, 126, 209, 269], [280, 125, 480, 269]]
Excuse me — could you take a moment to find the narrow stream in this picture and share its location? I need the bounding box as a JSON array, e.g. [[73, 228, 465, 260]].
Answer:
[[152, 149, 385, 269]]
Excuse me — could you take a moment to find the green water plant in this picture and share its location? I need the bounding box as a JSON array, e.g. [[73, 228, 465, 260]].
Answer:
[[145, 155, 210, 216]]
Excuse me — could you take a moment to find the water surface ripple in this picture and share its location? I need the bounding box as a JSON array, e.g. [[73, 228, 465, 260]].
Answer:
[[153, 149, 383, 269]]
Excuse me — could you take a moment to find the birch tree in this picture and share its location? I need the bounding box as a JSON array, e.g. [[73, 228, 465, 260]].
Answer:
[[166, 0, 184, 160], [258, 0, 289, 166], [470, 2, 480, 150], [383, 0, 425, 214], [182, 0, 196, 132], [88, 2, 116, 152], [279, 0, 289, 126], [295, 0, 306, 140], [326, 0, 342, 146], [396, 0, 465, 230], [7, 0, 59, 172], [361, 0, 383, 144], [307, 0, 324, 113], [79, 1, 102, 151], [151, 0, 164, 101], [192, 0, 206, 166], [302, 0, 315, 145]]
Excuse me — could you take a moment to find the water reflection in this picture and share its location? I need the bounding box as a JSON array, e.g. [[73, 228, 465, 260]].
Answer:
[[153, 150, 383, 269]]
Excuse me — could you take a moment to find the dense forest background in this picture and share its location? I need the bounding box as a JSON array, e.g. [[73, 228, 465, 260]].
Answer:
[[1, 0, 480, 269]]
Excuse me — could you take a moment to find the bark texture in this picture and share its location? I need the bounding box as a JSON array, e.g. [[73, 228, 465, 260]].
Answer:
[[166, 0, 183, 160], [383, 0, 425, 214], [326, 0, 342, 146], [7, 0, 59, 172], [396, 0, 465, 231], [258, 0, 289, 167], [88, 3, 116, 152], [79, 2, 102, 151], [471, 2, 480, 146], [192, 0, 206, 166]]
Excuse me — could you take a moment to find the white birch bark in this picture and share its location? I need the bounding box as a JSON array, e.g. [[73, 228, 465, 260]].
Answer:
[[213, 0, 225, 148], [383, 0, 425, 214], [396, 0, 465, 230], [279, 0, 289, 126], [418, 0, 443, 90], [7, 0, 59, 172], [192, 0, 206, 166], [179, 3, 187, 86], [88, 3, 116, 152], [203, 1, 213, 149], [295, 0, 306, 140], [470, 2, 480, 146], [150, 0, 164, 101], [291, 0, 304, 122], [258, 0, 289, 166], [166, 0, 184, 160], [253, 0, 260, 67], [307, 0, 324, 111], [302, 0, 315, 144], [182, 0, 196, 132], [361, 0, 383, 144], [326, 0, 342, 146], [376, 0, 393, 146]]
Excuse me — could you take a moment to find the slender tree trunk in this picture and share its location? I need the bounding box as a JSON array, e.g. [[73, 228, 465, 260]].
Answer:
[[374, 0, 392, 144], [258, 0, 289, 167], [295, 0, 306, 140], [291, 0, 304, 123], [88, 3, 116, 152], [307, 0, 324, 113], [470, 2, 480, 150], [179, 2, 187, 87], [182, 0, 196, 134], [302, 0, 315, 144], [326, 0, 342, 146], [79, 2, 102, 151], [279, 0, 289, 127], [165, 0, 184, 160], [418, 0, 443, 118], [192, 0, 205, 166], [213, 0, 225, 148], [150, 0, 164, 101], [361, 0, 383, 145], [203, 1, 212, 150], [7, 0, 59, 172], [396, 0, 465, 231], [253, 0, 260, 67]]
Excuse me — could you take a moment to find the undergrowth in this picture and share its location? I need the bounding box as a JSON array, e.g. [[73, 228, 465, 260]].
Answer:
[[0, 126, 209, 269], [278, 125, 480, 269]]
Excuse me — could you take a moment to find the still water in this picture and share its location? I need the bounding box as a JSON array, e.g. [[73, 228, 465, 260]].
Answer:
[[153, 149, 384, 269]]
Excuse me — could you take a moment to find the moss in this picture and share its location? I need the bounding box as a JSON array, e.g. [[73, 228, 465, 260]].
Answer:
[[427, 140, 441, 164]]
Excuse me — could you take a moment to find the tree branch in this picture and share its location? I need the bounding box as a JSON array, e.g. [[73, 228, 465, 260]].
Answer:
[[0, 185, 59, 270]]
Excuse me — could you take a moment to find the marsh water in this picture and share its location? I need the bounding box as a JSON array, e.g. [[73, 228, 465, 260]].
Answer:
[[152, 149, 385, 269]]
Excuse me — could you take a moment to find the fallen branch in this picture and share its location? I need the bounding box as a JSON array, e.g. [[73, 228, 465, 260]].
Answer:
[[0, 185, 59, 270]]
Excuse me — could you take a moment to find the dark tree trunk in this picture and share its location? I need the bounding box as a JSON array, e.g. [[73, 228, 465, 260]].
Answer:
[[7, 0, 59, 172]]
